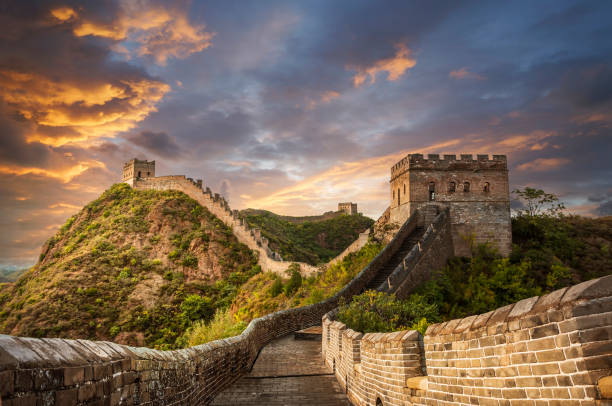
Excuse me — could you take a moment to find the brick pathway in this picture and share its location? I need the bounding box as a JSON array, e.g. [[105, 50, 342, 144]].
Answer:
[[211, 333, 351, 405]]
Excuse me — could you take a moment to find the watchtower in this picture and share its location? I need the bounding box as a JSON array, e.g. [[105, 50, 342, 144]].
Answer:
[[389, 153, 511, 256], [122, 158, 155, 186], [338, 202, 358, 215]]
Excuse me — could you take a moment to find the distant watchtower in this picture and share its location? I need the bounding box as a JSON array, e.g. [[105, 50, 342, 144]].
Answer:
[[338, 202, 358, 215], [389, 153, 511, 256], [122, 158, 155, 186]]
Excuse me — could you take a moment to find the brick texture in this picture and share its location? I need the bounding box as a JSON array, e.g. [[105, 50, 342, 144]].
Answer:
[[323, 274, 612, 406]]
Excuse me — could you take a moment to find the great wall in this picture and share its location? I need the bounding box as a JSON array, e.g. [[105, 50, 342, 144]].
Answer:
[[0, 154, 610, 405]]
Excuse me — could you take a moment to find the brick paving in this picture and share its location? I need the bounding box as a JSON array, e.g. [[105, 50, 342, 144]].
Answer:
[[211, 334, 351, 405]]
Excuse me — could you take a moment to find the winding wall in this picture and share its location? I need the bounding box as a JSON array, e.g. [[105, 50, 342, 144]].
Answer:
[[131, 175, 321, 276], [0, 207, 447, 405]]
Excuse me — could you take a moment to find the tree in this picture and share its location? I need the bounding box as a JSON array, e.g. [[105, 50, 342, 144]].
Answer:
[[512, 187, 565, 217]]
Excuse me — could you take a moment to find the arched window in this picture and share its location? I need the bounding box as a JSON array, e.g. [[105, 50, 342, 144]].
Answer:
[[428, 182, 436, 201], [449, 181, 456, 193], [403, 183, 406, 195], [463, 181, 470, 192], [393, 190, 395, 200], [147, 172, 150, 176], [376, 398, 384, 406], [137, 171, 142, 178], [398, 188, 401, 205], [483, 182, 490, 193]]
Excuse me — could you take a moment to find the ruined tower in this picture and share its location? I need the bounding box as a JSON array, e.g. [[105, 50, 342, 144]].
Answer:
[[389, 153, 511, 256], [122, 158, 155, 186], [338, 202, 358, 215]]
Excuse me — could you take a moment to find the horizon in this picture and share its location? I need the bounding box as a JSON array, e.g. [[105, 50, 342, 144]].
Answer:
[[1, 0, 611, 268]]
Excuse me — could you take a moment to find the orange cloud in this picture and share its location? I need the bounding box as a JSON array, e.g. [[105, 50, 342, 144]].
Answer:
[[449, 67, 486, 80], [306, 90, 341, 110], [350, 44, 416, 88], [0, 160, 106, 183], [0, 69, 170, 146], [50, 6, 77, 21], [241, 138, 463, 217], [55, 2, 214, 65], [516, 158, 570, 172]]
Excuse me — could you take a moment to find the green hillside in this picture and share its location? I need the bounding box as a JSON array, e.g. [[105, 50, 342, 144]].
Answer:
[[0, 268, 26, 283], [0, 184, 260, 349], [240, 209, 374, 265]]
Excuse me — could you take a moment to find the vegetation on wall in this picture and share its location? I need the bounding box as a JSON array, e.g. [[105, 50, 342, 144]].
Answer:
[[338, 188, 612, 335], [240, 209, 374, 265]]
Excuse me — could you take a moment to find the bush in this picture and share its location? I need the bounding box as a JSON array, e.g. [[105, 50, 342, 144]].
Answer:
[[337, 290, 438, 334], [184, 308, 247, 346], [284, 265, 302, 296], [269, 277, 283, 297], [182, 254, 198, 268], [180, 295, 213, 326]]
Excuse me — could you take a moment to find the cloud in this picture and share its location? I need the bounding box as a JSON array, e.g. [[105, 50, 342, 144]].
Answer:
[[127, 131, 182, 158], [54, 1, 215, 65], [0, 69, 170, 146], [306, 90, 340, 110], [449, 67, 486, 80], [516, 158, 571, 172], [350, 44, 416, 87]]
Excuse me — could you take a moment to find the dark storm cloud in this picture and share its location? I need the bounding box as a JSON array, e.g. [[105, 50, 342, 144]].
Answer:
[[127, 131, 182, 158]]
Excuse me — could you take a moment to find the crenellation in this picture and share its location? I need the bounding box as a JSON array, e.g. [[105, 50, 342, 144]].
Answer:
[[389, 152, 511, 256]]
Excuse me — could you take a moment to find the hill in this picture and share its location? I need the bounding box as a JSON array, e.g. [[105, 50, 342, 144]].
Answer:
[[0, 183, 260, 349], [240, 209, 374, 265], [0, 268, 26, 283]]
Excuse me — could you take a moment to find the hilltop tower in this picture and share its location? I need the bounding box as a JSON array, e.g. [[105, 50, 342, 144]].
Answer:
[[338, 202, 358, 215], [122, 158, 155, 186], [389, 153, 511, 256]]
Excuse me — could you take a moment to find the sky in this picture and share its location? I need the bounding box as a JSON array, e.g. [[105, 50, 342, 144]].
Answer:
[[0, 0, 611, 268]]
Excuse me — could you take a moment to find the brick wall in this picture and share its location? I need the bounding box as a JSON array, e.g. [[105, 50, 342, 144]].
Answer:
[[0, 203, 434, 405], [131, 175, 321, 276], [389, 153, 512, 257], [322, 274, 612, 405]]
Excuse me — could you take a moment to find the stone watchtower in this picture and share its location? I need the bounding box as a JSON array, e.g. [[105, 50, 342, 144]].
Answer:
[[122, 158, 155, 186], [338, 202, 358, 215], [389, 153, 511, 256]]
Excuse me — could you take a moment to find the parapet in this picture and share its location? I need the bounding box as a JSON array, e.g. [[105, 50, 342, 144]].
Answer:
[[391, 153, 507, 179]]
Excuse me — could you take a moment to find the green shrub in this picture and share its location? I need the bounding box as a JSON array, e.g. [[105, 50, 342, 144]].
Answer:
[[183, 308, 247, 346], [269, 277, 283, 297], [182, 254, 198, 268], [168, 249, 181, 260], [283, 265, 302, 296], [180, 295, 213, 326], [337, 290, 438, 334], [109, 325, 120, 337]]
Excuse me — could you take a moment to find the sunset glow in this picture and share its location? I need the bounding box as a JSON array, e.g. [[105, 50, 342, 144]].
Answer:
[[0, 0, 611, 268]]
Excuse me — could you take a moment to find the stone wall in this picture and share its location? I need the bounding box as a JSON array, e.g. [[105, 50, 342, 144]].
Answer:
[[376, 207, 454, 298], [322, 274, 612, 405], [130, 175, 321, 276], [328, 230, 370, 268], [0, 206, 433, 405], [389, 153, 511, 257]]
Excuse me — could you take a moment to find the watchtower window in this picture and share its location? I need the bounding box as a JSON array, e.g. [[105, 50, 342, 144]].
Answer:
[[428, 182, 436, 201], [398, 188, 401, 205], [393, 190, 395, 199], [403, 184, 406, 195], [464, 181, 470, 192], [449, 181, 456, 193], [483, 182, 490, 193], [147, 172, 150, 176], [137, 171, 141, 178]]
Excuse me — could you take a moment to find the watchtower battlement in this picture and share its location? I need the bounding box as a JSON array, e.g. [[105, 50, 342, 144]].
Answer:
[[391, 153, 507, 181], [338, 202, 358, 215], [122, 158, 155, 186], [390, 152, 511, 256]]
